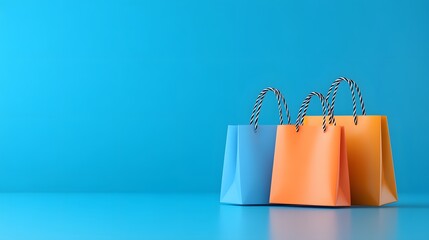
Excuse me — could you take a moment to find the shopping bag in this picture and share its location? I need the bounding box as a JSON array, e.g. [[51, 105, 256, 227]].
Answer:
[[304, 77, 398, 206], [220, 87, 291, 205], [270, 92, 350, 207]]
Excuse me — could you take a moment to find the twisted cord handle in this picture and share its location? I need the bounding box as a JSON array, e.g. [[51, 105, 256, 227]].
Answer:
[[326, 77, 366, 125], [249, 87, 291, 130], [295, 92, 334, 132]]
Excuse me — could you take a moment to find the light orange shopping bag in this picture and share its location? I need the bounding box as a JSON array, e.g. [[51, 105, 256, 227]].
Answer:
[[305, 77, 398, 206], [270, 92, 350, 207]]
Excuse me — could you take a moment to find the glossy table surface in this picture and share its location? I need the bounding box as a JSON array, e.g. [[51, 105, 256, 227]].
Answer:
[[0, 193, 427, 240]]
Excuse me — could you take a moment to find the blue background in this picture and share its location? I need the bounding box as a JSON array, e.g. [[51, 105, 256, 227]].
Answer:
[[0, 0, 427, 193]]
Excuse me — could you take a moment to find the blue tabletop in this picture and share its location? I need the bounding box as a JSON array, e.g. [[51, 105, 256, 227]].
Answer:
[[0, 193, 427, 240]]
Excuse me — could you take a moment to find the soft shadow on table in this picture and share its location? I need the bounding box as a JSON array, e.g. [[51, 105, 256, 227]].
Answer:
[[219, 204, 271, 240], [219, 204, 398, 240], [269, 206, 397, 240]]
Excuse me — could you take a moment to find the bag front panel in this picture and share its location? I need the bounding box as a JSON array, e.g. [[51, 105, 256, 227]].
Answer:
[[270, 125, 342, 206], [238, 125, 278, 204]]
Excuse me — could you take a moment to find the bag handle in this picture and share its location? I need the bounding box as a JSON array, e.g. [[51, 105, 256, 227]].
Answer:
[[249, 87, 291, 131], [326, 77, 367, 125], [295, 92, 335, 132]]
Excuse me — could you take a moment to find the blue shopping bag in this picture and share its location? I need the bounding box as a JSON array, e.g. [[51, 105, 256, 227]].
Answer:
[[220, 87, 291, 205]]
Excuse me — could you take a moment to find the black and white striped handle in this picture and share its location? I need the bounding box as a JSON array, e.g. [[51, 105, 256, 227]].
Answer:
[[295, 92, 335, 132], [326, 77, 367, 125], [249, 87, 291, 131]]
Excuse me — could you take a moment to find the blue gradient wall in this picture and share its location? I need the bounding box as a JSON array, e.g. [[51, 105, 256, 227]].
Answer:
[[0, 0, 428, 192]]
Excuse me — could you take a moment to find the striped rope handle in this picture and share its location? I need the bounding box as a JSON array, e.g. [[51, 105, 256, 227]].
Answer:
[[295, 92, 335, 132], [326, 77, 367, 125], [261, 88, 290, 124], [249, 87, 291, 130], [249, 87, 283, 127]]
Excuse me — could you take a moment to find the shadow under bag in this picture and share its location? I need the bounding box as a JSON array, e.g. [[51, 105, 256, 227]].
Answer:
[[220, 87, 291, 205], [304, 77, 398, 206]]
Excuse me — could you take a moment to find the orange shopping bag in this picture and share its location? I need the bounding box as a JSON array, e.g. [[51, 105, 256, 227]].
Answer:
[[305, 77, 398, 206], [270, 92, 350, 207]]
